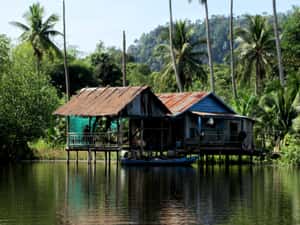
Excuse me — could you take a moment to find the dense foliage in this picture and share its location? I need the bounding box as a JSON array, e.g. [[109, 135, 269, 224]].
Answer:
[[0, 46, 59, 160]]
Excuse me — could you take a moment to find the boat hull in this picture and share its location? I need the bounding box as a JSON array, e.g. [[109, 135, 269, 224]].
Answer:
[[120, 157, 197, 166]]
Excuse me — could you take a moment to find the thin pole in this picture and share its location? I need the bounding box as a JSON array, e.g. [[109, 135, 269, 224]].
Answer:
[[122, 31, 127, 87], [140, 119, 144, 156], [63, 0, 70, 153], [63, 0, 70, 100], [229, 0, 238, 99], [272, 0, 285, 86]]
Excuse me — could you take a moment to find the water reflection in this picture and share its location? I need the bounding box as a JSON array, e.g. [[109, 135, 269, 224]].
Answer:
[[0, 163, 299, 225]]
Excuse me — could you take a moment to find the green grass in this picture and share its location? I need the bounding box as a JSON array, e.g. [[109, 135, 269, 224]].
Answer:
[[29, 139, 119, 161]]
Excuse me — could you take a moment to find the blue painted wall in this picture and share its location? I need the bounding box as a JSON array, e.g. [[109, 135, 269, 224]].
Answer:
[[189, 95, 233, 113]]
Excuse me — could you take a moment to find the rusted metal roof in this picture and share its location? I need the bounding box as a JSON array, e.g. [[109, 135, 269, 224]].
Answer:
[[54, 86, 153, 117], [157, 92, 208, 115]]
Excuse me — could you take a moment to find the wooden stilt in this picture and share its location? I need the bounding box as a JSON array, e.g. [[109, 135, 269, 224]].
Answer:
[[109, 151, 111, 165], [76, 150, 78, 163], [67, 150, 70, 164], [238, 155, 242, 165], [88, 149, 92, 164], [94, 151, 97, 164], [105, 151, 107, 165], [225, 155, 229, 164], [160, 120, 163, 155], [141, 120, 144, 154]]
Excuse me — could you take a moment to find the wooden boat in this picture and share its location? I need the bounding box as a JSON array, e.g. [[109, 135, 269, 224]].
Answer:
[[120, 157, 197, 166]]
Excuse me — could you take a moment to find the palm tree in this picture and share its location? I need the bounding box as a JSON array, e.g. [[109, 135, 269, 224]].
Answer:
[[229, 0, 238, 99], [10, 3, 61, 72], [259, 74, 299, 150], [235, 15, 274, 95], [188, 0, 215, 93], [272, 0, 285, 87], [168, 0, 183, 92], [157, 20, 207, 91]]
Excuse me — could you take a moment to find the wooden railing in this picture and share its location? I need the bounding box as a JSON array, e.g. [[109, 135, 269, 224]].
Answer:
[[186, 129, 253, 146], [67, 132, 123, 148]]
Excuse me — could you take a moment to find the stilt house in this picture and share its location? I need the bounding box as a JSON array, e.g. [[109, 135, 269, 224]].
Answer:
[[54, 86, 255, 158]]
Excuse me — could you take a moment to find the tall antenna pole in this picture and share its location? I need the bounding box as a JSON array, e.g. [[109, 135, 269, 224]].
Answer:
[[63, 0, 70, 100], [122, 30, 127, 87], [230, 0, 237, 99], [63, 0, 70, 153]]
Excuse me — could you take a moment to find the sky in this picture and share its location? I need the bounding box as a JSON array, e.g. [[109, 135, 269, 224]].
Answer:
[[1, 0, 299, 54]]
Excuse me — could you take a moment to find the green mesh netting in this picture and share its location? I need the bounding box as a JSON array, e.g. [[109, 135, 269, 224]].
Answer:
[[69, 116, 96, 134], [69, 116, 126, 134]]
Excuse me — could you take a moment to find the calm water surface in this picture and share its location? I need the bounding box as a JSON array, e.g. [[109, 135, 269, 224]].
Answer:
[[0, 162, 299, 225]]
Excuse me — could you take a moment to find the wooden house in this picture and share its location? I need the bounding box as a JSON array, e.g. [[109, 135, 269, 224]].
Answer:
[[157, 92, 255, 154], [53, 86, 170, 161]]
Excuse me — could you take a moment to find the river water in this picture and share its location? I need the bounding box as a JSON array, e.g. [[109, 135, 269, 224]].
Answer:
[[0, 162, 299, 225]]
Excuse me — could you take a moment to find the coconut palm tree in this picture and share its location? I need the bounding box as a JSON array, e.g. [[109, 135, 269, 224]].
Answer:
[[235, 15, 274, 95], [188, 0, 215, 93], [229, 0, 238, 99], [168, 0, 183, 92], [258, 74, 299, 150], [272, 0, 285, 87], [157, 20, 207, 91], [10, 3, 62, 72]]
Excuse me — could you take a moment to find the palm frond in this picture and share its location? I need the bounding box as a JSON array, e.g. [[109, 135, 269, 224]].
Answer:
[[10, 21, 30, 32]]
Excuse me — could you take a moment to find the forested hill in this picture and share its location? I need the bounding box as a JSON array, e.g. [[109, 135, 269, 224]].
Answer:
[[128, 13, 288, 71]]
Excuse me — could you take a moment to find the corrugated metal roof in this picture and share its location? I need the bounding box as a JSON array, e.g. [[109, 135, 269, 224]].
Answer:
[[156, 92, 208, 115], [54, 86, 151, 117]]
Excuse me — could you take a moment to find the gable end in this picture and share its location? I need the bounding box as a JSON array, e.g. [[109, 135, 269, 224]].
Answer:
[[189, 93, 235, 114]]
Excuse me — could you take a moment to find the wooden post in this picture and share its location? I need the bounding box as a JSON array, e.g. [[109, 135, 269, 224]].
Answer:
[[88, 149, 92, 164], [238, 154, 242, 165], [117, 150, 120, 168], [129, 119, 132, 152], [67, 150, 70, 164], [105, 151, 107, 165], [167, 119, 172, 149], [140, 119, 144, 157], [225, 155, 229, 164], [94, 151, 97, 164], [160, 120, 163, 155], [249, 155, 253, 164], [122, 31, 127, 87], [76, 150, 78, 164]]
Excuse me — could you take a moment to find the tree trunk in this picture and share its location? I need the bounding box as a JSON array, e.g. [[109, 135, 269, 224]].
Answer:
[[168, 0, 183, 92], [229, 0, 238, 99], [255, 58, 260, 96], [272, 0, 285, 87], [203, 1, 215, 93], [122, 30, 127, 87], [36, 56, 41, 75]]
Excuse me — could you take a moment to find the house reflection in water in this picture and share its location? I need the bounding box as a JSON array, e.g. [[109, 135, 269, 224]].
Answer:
[[58, 164, 279, 225]]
